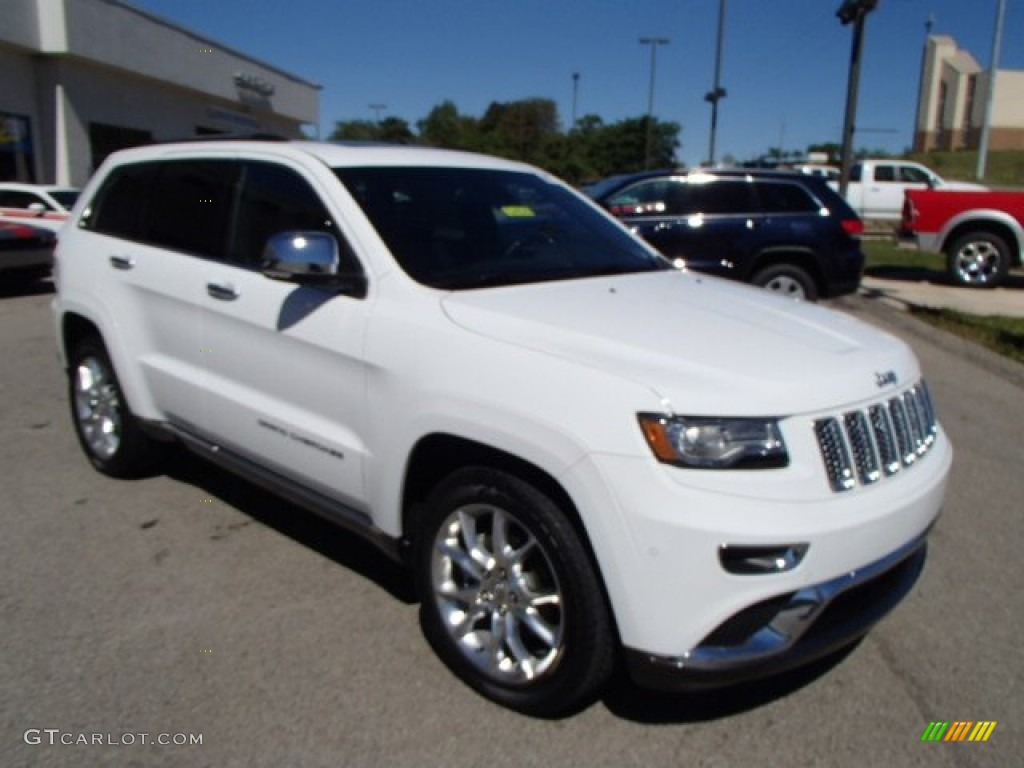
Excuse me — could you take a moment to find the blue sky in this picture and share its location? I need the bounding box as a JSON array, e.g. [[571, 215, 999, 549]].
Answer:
[[132, 0, 1023, 166]]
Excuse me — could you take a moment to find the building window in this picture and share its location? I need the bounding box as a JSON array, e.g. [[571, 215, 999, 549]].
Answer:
[[88, 122, 153, 172], [935, 81, 949, 149], [0, 113, 36, 182], [963, 75, 978, 148]]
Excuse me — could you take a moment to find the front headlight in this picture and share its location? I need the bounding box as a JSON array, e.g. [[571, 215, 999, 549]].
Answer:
[[637, 414, 788, 469]]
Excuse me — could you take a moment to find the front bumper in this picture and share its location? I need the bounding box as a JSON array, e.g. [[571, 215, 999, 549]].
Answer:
[[624, 530, 928, 691]]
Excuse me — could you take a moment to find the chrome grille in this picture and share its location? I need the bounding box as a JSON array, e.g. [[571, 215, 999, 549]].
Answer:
[[815, 381, 938, 493]]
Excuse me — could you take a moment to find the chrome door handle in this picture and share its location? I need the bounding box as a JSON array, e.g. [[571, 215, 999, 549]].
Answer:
[[109, 255, 135, 270], [206, 282, 240, 301]]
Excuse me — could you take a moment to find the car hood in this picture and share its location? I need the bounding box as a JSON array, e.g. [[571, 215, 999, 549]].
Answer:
[[440, 271, 918, 415]]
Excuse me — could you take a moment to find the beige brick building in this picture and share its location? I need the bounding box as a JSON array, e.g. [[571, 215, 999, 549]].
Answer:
[[914, 34, 1024, 152]]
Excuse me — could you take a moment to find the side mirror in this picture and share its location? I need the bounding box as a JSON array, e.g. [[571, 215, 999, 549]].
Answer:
[[28, 202, 47, 214], [261, 231, 367, 297]]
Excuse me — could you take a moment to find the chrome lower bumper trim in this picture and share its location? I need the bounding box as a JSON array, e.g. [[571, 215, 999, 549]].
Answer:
[[625, 531, 929, 691]]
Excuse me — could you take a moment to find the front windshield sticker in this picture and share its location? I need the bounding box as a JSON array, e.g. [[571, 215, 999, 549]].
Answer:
[[500, 205, 536, 218]]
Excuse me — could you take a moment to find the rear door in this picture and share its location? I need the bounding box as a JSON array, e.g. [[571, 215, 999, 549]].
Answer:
[[79, 159, 238, 429]]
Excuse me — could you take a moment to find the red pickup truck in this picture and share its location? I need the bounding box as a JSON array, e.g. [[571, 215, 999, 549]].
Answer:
[[902, 188, 1024, 288]]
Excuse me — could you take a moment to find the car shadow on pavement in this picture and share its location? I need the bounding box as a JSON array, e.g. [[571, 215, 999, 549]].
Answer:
[[162, 448, 417, 605], [601, 642, 859, 724], [866, 265, 1024, 290]]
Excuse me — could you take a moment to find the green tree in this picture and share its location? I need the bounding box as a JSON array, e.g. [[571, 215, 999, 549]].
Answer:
[[328, 119, 380, 142]]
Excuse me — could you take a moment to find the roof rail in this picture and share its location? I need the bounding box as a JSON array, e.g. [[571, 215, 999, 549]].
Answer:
[[157, 132, 292, 144]]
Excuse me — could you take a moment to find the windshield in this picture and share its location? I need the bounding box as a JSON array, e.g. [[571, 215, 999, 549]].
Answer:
[[335, 167, 669, 289]]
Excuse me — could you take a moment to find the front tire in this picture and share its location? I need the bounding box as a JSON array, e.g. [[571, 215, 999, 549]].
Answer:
[[415, 467, 614, 717], [945, 231, 1010, 288], [68, 337, 164, 478]]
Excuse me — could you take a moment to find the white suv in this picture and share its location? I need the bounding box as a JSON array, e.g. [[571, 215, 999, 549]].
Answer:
[[53, 139, 951, 716]]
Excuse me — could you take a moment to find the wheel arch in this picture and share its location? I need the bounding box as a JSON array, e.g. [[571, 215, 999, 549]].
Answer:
[[402, 433, 583, 551], [60, 312, 103, 366], [399, 432, 622, 641], [941, 217, 1023, 268]]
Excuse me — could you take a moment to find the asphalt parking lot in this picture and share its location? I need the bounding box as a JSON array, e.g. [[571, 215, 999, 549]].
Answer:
[[2, 278, 1022, 767]]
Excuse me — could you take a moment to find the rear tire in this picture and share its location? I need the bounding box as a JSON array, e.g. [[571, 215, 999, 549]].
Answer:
[[945, 231, 1010, 289], [68, 336, 165, 478], [751, 263, 818, 301], [415, 467, 614, 717]]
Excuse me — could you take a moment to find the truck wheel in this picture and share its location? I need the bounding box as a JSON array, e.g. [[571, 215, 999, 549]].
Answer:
[[751, 264, 818, 301], [946, 231, 1010, 288], [415, 467, 614, 717], [68, 337, 165, 478]]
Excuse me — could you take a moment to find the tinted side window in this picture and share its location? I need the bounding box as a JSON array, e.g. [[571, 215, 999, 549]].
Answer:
[[756, 181, 820, 214], [0, 190, 42, 209], [850, 164, 862, 182], [687, 180, 757, 215], [145, 160, 237, 260], [874, 165, 896, 182], [87, 162, 159, 240], [231, 162, 339, 267], [899, 165, 930, 183], [607, 180, 682, 216]]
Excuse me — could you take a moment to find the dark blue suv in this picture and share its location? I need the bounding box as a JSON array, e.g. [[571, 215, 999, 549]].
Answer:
[[585, 168, 865, 300]]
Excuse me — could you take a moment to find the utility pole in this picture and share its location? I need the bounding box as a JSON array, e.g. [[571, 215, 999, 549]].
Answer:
[[639, 37, 670, 169], [705, 0, 728, 166], [912, 14, 935, 152], [977, 0, 1007, 180], [369, 103, 387, 123], [836, 0, 878, 199]]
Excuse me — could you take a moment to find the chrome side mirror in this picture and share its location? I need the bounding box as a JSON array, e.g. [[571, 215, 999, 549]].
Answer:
[[261, 231, 367, 296]]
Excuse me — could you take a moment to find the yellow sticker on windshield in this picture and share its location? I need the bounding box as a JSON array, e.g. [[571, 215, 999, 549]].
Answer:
[[500, 205, 535, 218]]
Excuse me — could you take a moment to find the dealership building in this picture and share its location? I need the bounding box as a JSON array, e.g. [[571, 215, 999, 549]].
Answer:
[[0, 0, 320, 186], [914, 34, 1024, 152]]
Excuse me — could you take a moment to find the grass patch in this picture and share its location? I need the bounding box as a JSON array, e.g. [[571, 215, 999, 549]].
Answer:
[[904, 149, 1024, 188], [859, 241, 1024, 364], [908, 307, 1024, 364], [862, 239, 944, 273]]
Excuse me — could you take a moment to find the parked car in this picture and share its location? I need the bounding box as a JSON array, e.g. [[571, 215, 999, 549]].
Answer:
[[792, 163, 840, 181], [0, 182, 80, 232], [53, 139, 950, 717], [902, 187, 1024, 288], [837, 159, 986, 221], [0, 220, 56, 284], [585, 168, 864, 301]]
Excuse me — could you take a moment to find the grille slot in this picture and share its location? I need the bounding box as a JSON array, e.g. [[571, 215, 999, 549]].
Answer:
[[815, 381, 938, 493]]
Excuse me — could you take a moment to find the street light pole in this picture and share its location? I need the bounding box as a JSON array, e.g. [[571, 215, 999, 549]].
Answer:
[[705, 0, 728, 166], [639, 36, 669, 169], [977, 0, 1007, 180], [836, 0, 878, 199], [571, 72, 580, 128]]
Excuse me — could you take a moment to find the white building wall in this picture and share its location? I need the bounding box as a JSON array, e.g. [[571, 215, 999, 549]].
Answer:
[[0, 0, 320, 185], [63, 0, 318, 127], [991, 70, 1024, 126]]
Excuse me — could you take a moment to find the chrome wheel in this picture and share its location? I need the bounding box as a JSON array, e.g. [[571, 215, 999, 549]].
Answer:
[[952, 240, 1002, 285], [73, 356, 123, 461], [431, 502, 565, 685]]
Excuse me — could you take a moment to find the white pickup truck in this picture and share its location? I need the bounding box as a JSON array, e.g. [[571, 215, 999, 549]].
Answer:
[[837, 159, 985, 221]]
